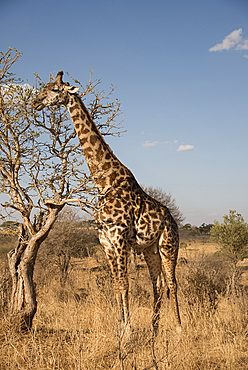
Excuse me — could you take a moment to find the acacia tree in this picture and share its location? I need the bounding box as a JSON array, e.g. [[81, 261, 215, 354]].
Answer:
[[143, 186, 184, 226], [210, 210, 248, 292], [0, 48, 123, 329]]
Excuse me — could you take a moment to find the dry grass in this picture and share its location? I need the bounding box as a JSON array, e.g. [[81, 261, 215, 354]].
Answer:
[[0, 242, 248, 369]]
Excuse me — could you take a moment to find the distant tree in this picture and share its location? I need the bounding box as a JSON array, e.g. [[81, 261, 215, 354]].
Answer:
[[210, 210, 248, 292], [0, 47, 123, 330], [198, 223, 213, 234], [143, 186, 184, 226], [182, 223, 192, 230], [0, 220, 19, 232]]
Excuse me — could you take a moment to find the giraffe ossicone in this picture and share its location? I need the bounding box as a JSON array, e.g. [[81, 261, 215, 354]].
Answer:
[[33, 71, 181, 334]]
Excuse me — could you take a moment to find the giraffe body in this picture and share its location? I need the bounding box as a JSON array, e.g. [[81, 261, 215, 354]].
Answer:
[[33, 71, 181, 333]]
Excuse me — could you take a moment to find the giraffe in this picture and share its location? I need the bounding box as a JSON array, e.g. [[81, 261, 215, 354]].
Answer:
[[33, 71, 181, 334]]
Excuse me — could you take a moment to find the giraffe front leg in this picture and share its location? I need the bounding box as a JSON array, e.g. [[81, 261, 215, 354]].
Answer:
[[103, 247, 124, 320], [115, 239, 130, 333], [143, 245, 164, 335], [99, 232, 130, 332]]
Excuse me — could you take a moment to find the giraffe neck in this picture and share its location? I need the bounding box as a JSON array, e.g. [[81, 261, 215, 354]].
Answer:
[[67, 94, 124, 191]]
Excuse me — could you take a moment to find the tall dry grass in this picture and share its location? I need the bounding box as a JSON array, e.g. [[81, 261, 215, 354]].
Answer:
[[0, 250, 248, 369]]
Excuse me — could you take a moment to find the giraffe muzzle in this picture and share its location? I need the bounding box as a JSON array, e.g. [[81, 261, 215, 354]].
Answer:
[[33, 99, 44, 111]]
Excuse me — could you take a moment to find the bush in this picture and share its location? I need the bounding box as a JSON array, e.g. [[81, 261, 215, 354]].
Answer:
[[179, 255, 229, 317]]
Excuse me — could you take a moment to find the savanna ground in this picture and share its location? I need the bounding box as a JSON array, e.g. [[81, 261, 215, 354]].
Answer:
[[0, 229, 248, 369]]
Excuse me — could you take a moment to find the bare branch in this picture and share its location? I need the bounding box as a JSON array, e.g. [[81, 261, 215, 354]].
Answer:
[[0, 48, 22, 85]]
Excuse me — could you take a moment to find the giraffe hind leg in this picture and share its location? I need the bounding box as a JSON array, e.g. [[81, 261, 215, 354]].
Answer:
[[143, 245, 164, 335], [159, 230, 181, 332]]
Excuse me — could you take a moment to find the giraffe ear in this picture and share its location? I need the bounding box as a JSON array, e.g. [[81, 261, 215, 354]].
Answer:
[[67, 85, 80, 94]]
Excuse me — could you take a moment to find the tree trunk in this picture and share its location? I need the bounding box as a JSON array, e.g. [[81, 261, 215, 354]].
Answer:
[[7, 225, 39, 330], [7, 205, 64, 331]]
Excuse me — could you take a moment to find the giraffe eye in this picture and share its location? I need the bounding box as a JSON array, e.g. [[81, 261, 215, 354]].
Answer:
[[52, 88, 59, 92]]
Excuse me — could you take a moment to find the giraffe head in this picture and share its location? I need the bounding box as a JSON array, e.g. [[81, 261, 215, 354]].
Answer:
[[33, 71, 79, 111]]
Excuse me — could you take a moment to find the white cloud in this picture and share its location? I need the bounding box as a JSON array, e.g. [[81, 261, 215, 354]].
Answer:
[[1, 83, 33, 91], [209, 28, 248, 58], [177, 144, 194, 152], [142, 140, 159, 148], [236, 39, 248, 50], [209, 28, 243, 52], [0, 83, 35, 104], [142, 140, 194, 151]]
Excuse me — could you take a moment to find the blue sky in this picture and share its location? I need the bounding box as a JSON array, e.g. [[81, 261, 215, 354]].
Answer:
[[1, 0, 248, 225]]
